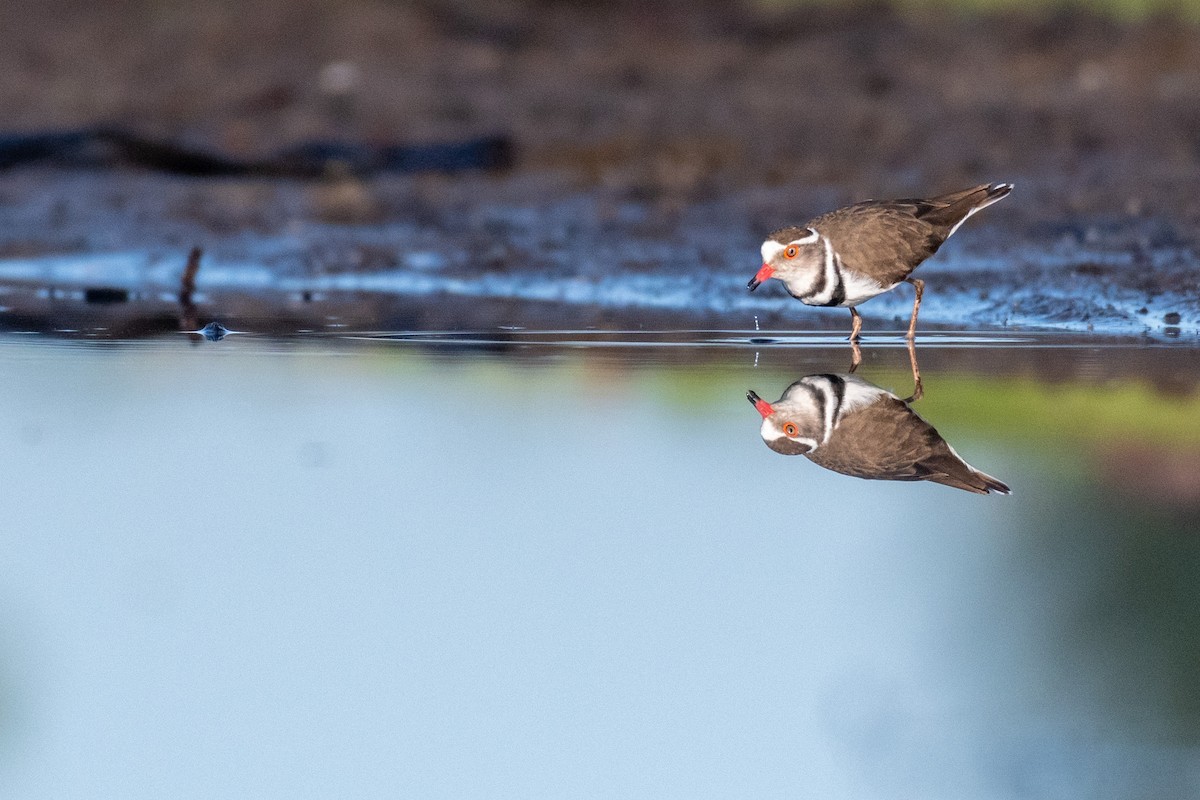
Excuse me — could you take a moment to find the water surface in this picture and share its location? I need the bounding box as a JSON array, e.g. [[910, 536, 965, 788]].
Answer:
[[0, 332, 1197, 798]]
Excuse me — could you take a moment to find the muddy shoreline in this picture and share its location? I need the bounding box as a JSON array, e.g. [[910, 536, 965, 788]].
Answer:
[[1, 1, 1199, 337], [0, 167, 1195, 339]]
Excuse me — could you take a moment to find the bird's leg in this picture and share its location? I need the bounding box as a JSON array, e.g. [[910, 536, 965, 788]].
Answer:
[[902, 336, 923, 403], [849, 307, 863, 342], [848, 337, 863, 373], [904, 278, 924, 340]]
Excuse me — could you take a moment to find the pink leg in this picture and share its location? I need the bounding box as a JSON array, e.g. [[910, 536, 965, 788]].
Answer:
[[904, 278, 924, 340], [902, 336, 923, 403]]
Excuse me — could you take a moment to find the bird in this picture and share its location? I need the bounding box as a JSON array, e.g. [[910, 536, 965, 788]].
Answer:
[[746, 373, 1010, 494], [747, 183, 1013, 340]]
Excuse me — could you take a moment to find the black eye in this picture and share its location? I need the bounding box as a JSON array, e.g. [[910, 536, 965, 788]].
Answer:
[[784, 246, 799, 259], [783, 421, 799, 437]]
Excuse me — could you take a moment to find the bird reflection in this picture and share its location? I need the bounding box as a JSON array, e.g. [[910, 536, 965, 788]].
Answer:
[[747, 368, 1010, 495]]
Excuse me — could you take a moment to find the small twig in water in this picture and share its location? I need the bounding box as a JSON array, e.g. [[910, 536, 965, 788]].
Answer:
[[179, 246, 202, 331]]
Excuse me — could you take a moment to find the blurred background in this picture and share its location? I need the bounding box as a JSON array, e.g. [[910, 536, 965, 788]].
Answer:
[[2, 0, 1200, 209]]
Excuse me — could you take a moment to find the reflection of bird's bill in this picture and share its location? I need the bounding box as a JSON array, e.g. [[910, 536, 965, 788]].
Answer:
[[746, 390, 773, 417]]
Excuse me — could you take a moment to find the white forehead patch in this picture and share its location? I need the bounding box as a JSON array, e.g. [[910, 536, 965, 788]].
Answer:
[[760, 417, 786, 441], [760, 240, 785, 263]]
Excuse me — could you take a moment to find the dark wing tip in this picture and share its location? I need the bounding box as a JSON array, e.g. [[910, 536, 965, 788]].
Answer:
[[981, 473, 1012, 495]]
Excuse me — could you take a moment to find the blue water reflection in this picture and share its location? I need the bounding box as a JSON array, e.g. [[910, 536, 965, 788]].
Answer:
[[0, 336, 1196, 798]]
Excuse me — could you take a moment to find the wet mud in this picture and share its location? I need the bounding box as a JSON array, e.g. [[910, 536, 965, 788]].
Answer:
[[1, 1, 1199, 338]]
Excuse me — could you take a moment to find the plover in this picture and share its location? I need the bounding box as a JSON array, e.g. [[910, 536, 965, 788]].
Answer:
[[748, 183, 1013, 339]]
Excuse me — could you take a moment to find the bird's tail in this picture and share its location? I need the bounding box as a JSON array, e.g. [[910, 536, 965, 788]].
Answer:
[[921, 182, 1013, 237], [921, 443, 1012, 495], [928, 467, 1012, 495]]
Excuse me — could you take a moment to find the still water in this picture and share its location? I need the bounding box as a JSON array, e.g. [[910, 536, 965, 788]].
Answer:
[[0, 331, 1197, 798]]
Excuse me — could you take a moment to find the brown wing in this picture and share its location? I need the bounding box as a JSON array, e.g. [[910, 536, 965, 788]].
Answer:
[[807, 184, 1009, 285], [915, 183, 1010, 230], [807, 202, 943, 286], [807, 396, 1006, 494]]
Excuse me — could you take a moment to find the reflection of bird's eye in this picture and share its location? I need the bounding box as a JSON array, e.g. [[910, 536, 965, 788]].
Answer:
[[783, 422, 799, 437], [784, 246, 799, 259]]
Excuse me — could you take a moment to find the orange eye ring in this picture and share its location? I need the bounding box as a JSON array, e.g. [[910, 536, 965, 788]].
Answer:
[[783, 422, 799, 437], [784, 246, 799, 259]]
